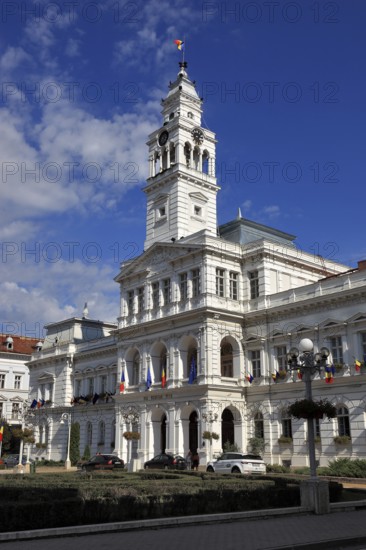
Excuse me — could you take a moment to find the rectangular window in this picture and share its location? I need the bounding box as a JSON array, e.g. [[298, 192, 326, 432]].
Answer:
[[100, 375, 107, 394], [75, 379, 82, 396], [249, 270, 259, 299], [282, 417, 292, 438], [12, 403, 20, 420], [216, 268, 225, 297], [361, 333, 366, 362], [276, 346, 288, 372], [137, 287, 145, 313], [0, 403, 3, 417], [192, 269, 200, 297], [330, 336, 343, 365], [14, 375, 21, 390], [127, 290, 134, 316], [111, 373, 117, 393], [162, 278, 171, 305], [0, 374, 5, 389], [229, 272, 238, 300], [179, 273, 188, 301], [88, 378, 94, 396], [152, 282, 159, 309], [250, 350, 261, 378], [39, 383, 45, 400]]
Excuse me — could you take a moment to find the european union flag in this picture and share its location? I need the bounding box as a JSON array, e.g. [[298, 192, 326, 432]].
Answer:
[[188, 357, 197, 384], [146, 366, 152, 390]]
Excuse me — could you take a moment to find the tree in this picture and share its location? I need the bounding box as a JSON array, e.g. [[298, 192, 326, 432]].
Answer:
[[70, 422, 80, 465], [248, 437, 266, 456], [82, 445, 91, 460]]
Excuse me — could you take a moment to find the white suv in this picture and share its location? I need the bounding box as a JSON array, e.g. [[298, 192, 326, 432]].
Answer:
[[206, 452, 266, 475]]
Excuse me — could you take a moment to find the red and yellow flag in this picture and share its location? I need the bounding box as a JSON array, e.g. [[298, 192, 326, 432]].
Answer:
[[173, 39, 184, 51], [355, 360, 362, 372], [0, 426, 4, 442]]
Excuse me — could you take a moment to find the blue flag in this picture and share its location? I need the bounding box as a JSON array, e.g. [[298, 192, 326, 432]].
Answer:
[[146, 366, 152, 390], [188, 356, 197, 384], [30, 399, 37, 409]]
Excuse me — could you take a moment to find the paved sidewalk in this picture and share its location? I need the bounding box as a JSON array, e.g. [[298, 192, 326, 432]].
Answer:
[[2, 508, 366, 549]]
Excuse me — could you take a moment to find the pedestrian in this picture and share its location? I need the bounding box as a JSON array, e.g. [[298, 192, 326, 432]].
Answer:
[[186, 450, 192, 470], [192, 451, 199, 471]]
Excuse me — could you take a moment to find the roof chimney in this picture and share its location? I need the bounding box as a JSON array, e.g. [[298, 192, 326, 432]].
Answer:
[[358, 260, 366, 271]]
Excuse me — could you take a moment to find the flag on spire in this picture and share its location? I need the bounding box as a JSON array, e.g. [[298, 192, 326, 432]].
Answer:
[[120, 369, 125, 393], [173, 39, 184, 50]]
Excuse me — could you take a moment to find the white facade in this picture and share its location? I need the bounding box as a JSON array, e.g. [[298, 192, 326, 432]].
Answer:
[[0, 335, 40, 427], [27, 64, 366, 469]]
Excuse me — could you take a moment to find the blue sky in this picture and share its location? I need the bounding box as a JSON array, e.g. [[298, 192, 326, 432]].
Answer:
[[1, 0, 365, 337]]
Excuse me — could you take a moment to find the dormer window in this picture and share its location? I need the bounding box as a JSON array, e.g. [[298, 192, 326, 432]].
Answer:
[[5, 336, 13, 350]]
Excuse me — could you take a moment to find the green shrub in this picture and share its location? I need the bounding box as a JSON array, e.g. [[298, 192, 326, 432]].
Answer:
[[266, 464, 290, 473], [70, 423, 80, 466], [82, 445, 91, 460], [326, 458, 366, 478], [223, 441, 240, 452]]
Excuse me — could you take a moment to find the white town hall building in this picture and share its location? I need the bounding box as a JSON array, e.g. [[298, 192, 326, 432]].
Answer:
[[27, 63, 366, 469]]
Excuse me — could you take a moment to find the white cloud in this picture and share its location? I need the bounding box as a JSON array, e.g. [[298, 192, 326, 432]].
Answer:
[[0, 47, 32, 71], [65, 38, 81, 57]]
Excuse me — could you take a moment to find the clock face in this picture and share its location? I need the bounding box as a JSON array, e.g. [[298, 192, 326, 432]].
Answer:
[[191, 128, 204, 145], [158, 130, 169, 146]]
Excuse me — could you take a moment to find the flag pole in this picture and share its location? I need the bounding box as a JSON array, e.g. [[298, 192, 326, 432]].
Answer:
[[182, 35, 185, 64]]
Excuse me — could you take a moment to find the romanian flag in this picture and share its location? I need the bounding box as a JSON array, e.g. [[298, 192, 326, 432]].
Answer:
[[37, 399, 45, 408], [120, 369, 125, 393], [0, 426, 3, 442], [272, 371, 280, 382], [325, 365, 335, 384], [174, 39, 184, 51], [161, 367, 166, 388], [246, 373, 253, 384], [297, 369, 303, 380], [355, 360, 362, 372]]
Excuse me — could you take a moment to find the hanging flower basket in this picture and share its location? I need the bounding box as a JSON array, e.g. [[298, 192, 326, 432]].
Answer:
[[203, 431, 219, 441], [334, 435, 351, 445], [123, 431, 141, 441], [287, 399, 337, 420]]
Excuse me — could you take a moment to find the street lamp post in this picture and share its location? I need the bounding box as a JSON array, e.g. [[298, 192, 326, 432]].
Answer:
[[122, 407, 140, 472], [60, 412, 72, 469], [287, 338, 330, 513]]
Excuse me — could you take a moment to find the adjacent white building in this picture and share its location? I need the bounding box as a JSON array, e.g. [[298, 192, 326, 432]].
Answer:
[[27, 63, 366, 469]]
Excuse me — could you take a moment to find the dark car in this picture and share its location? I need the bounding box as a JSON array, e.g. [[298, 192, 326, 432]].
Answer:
[[3, 455, 33, 468], [144, 453, 187, 470], [79, 454, 125, 471]]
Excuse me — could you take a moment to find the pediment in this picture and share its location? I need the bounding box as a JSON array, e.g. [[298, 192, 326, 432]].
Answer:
[[10, 396, 24, 403], [38, 371, 55, 382], [189, 192, 209, 203], [115, 242, 203, 281], [348, 313, 366, 324], [320, 318, 343, 329], [0, 394, 8, 401]]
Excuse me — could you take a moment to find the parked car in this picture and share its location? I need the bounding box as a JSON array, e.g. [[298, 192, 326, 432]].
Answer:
[[206, 452, 266, 475], [3, 455, 34, 468], [78, 454, 125, 471], [144, 453, 187, 470]]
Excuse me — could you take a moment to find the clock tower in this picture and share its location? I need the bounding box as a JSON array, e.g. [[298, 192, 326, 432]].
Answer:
[[143, 62, 220, 250]]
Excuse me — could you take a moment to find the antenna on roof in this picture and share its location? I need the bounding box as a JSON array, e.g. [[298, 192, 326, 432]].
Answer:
[[237, 207, 242, 220]]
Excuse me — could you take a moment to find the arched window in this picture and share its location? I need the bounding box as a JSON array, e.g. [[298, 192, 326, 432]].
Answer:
[[189, 411, 198, 452], [170, 143, 176, 164], [221, 342, 233, 377], [193, 146, 200, 170], [202, 150, 209, 174], [87, 422, 93, 447], [222, 409, 234, 446], [111, 420, 116, 449], [254, 412, 264, 439], [281, 411, 292, 438], [337, 405, 350, 437], [184, 143, 191, 167], [98, 421, 105, 445]]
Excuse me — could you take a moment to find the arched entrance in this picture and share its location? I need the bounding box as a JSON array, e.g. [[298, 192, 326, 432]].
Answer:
[[161, 414, 167, 453], [189, 411, 198, 451], [221, 409, 234, 447]]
